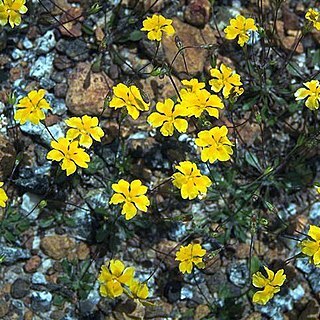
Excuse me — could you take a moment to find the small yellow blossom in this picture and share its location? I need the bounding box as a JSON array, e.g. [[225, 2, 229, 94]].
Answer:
[[0, 0, 28, 28], [14, 89, 51, 125], [252, 267, 286, 305], [316, 186, 320, 194], [141, 14, 175, 41], [47, 137, 90, 176], [109, 83, 150, 120], [129, 280, 149, 300], [65, 115, 104, 148], [109, 179, 150, 220], [305, 8, 320, 30], [224, 15, 258, 47], [301, 225, 320, 267], [98, 260, 135, 299], [175, 243, 206, 274], [209, 63, 243, 98], [294, 80, 320, 110], [172, 161, 212, 200], [195, 126, 233, 163], [147, 98, 188, 136], [179, 88, 224, 118], [180, 79, 206, 95], [0, 182, 8, 208]]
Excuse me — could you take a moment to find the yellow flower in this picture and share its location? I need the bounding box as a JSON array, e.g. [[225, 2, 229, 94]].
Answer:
[[109, 179, 150, 220], [0, 182, 8, 208], [305, 8, 320, 30], [0, 0, 28, 28], [65, 115, 104, 148], [172, 161, 212, 200], [301, 225, 320, 266], [98, 259, 135, 299], [252, 267, 286, 305], [209, 63, 243, 98], [47, 137, 90, 176], [179, 88, 224, 118], [180, 79, 206, 95], [129, 280, 149, 300], [195, 126, 233, 163], [109, 83, 150, 120], [141, 14, 175, 41], [147, 98, 188, 136], [224, 15, 258, 47], [294, 80, 320, 110], [175, 243, 206, 274], [14, 89, 51, 125]]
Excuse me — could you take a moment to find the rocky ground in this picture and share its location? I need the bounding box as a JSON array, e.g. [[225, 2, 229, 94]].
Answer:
[[0, 0, 320, 319]]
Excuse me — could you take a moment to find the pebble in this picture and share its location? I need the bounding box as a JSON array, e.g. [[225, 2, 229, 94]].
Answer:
[[31, 291, 52, 313], [0, 246, 31, 265], [22, 37, 33, 49], [11, 278, 30, 299], [24, 256, 42, 273], [32, 272, 47, 285], [21, 192, 42, 220], [11, 48, 25, 60], [40, 235, 75, 260], [29, 54, 54, 80], [36, 30, 56, 54]]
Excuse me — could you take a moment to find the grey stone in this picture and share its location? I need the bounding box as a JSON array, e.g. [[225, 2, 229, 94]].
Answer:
[[228, 262, 249, 287], [12, 48, 25, 60], [0, 246, 31, 265], [40, 78, 56, 90], [31, 291, 52, 313], [46, 93, 67, 115], [71, 205, 92, 241], [32, 272, 47, 285], [29, 54, 54, 80], [20, 122, 65, 147], [36, 30, 56, 54], [22, 37, 33, 49], [308, 268, 320, 293], [11, 278, 30, 299], [289, 284, 304, 301], [181, 285, 193, 300], [14, 166, 50, 195], [310, 202, 320, 222], [296, 258, 313, 274], [21, 192, 41, 220]]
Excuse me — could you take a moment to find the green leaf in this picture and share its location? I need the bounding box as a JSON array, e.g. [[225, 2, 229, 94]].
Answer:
[[250, 255, 261, 275], [244, 151, 262, 172], [129, 30, 143, 42], [4, 231, 15, 242], [39, 217, 55, 228]]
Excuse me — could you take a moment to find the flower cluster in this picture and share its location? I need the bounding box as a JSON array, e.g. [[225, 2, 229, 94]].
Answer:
[[295, 80, 320, 110], [14, 90, 105, 176], [109, 83, 150, 120], [141, 14, 175, 41], [195, 126, 234, 163], [305, 8, 320, 31], [0, 0, 28, 28], [98, 259, 149, 301], [300, 225, 320, 266], [15, 89, 51, 125], [109, 179, 150, 220], [252, 266, 286, 305], [175, 243, 206, 274], [224, 15, 258, 47], [172, 161, 212, 200], [209, 63, 243, 98], [0, 182, 8, 208]]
